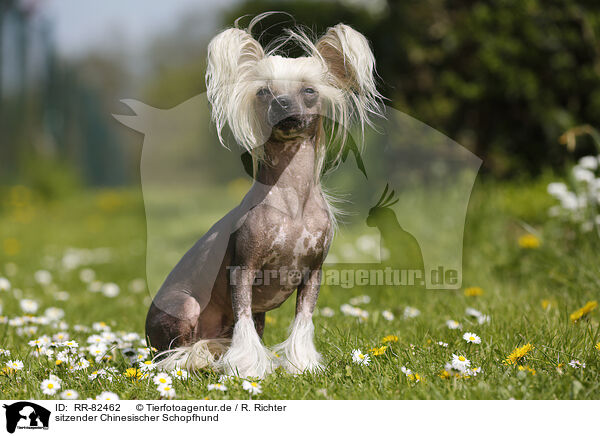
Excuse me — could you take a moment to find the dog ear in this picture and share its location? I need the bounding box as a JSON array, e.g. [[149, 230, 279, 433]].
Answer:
[[315, 24, 378, 99], [205, 28, 264, 146]]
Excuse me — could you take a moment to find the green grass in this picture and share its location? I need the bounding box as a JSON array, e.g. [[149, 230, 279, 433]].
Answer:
[[0, 177, 599, 400]]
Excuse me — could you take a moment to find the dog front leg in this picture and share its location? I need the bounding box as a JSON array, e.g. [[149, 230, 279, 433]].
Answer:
[[274, 268, 324, 374], [219, 267, 274, 378]]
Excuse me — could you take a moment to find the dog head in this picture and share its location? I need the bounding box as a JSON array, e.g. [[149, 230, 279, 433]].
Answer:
[[205, 15, 383, 172]]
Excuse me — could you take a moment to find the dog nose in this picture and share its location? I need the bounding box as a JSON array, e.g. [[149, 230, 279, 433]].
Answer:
[[271, 95, 292, 113]]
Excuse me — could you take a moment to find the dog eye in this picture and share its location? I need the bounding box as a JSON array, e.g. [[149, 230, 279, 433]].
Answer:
[[303, 87, 316, 95], [256, 87, 270, 97]]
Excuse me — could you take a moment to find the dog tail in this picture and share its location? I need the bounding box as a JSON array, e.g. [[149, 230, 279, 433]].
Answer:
[[153, 338, 231, 371]]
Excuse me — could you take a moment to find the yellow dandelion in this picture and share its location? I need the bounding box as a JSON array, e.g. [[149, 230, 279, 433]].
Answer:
[[439, 370, 451, 379], [124, 368, 144, 380], [517, 365, 536, 375], [570, 301, 597, 322], [541, 299, 551, 309], [382, 335, 398, 343], [518, 234, 540, 249], [595, 343, 600, 351], [464, 286, 484, 297], [504, 343, 533, 365], [369, 345, 387, 356]]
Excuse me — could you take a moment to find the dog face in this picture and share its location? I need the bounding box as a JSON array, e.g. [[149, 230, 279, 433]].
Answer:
[[205, 18, 383, 169], [252, 57, 325, 140]]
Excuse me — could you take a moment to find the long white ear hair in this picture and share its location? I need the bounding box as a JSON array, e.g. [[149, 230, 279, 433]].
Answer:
[[310, 23, 384, 175], [205, 22, 265, 157]]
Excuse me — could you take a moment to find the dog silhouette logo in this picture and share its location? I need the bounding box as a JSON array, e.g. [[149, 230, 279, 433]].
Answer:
[[3, 402, 51, 433]]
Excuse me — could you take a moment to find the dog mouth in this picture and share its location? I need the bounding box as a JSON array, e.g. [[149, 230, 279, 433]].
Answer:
[[273, 115, 304, 131]]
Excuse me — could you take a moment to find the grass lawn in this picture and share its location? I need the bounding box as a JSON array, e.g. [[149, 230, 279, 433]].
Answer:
[[0, 176, 599, 400]]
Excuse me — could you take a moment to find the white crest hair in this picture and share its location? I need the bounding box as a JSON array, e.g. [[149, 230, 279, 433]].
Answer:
[[205, 13, 384, 179]]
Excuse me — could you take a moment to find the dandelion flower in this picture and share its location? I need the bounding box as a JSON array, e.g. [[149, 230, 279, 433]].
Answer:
[[517, 365, 536, 375], [60, 389, 79, 399], [124, 368, 145, 380], [569, 301, 597, 322], [351, 349, 371, 366], [451, 354, 471, 372], [381, 335, 398, 343], [41, 378, 61, 395], [446, 320, 462, 330], [595, 342, 600, 351], [96, 391, 119, 400], [504, 343, 533, 365], [518, 234, 540, 249], [369, 345, 387, 356], [464, 286, 484, 296], [207, 383, 227, 391], [242, 380, 262, 395], [153, 373, 172, 386], [462, 332, 481, 344]]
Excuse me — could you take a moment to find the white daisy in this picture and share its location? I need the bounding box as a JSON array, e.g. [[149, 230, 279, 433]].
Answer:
[[451, 354, 471, 372], [349, 295, 371, 305], [44, 307, 65, 321], [465, 307, 482, 318], [6, 359, 24, 370], [568, 360, 586, 369], [41, 378, 61, 395], [382, 310, 395, 321], [477, 314, 491, 324], [20, 299, 39, 314], [34, 270, 52, 285], [96, 391, 119, 400], [61, 340, 79, 349], [70, 358, 90, 371], [129, 278, 146, 293], [319, 307, 335, 317], [60, 389, 79, 399], [0, 277, 11, 291], [403, 306, 420, 319], [157, 384, 176, 398], [400, 366, 413, 375], [92, 321, 110, 332], [101, 283, 120, 298], [446, 320, 462, 330], [462, 332, 482, 344], [79, 268, 96, 283], [170, 368, 189, 380], [207, 383, 227, 391], [152, 373, 172, 386], [351, 349, 371, 366], [437, 341, 449, 347], [0, 348, 10, 356], [88, 344, 108, 361], [242, 380, 262, 395], [218, 374, 235, 383], [139, 360, 156, 372]]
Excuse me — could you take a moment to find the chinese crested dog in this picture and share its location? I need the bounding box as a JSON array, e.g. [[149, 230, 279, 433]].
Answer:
[[146, 14, 382, 378]]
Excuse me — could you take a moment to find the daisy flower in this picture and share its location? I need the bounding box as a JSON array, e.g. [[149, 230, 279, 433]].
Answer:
[[568, 360, 586, 369], [153, 373, 172, 386], [157, 384, 176, 398], [349, 295, 370, 305], [60, 390, 79, 399], [462, 332, 481, 344], [437, 341, 448, 347], [218, 374, 235, 383], [61, 340, 79, 349], [171, 368, 189, 380], [400, 366, 413, 375], [451, 354, 471, 372], [242, 380, 262, 395], [44, 307, 65, 321], [88, 344, 108, 361], [446, 320, 462, 330], [382, 310, 395, 321], [92, 321, 110, 332], [465, 307, 482, 317], [6, 360, 24, 370], [319, 307, 335, 317], [351, 349, 371, 366], [0, 348, 10, 356], [207, 383, 227, 391], [34, 270, 52, 285], [20, 299, 39, 314], [101, 283, 120, 298], [70, 358, 90, 371], [403, 306, 420, 319], [53, 332, 69, 342], [0, 277, 11, 291], [41, 378, 61, 395], [79, 268, 96, 283], [139, 360, 156, 372], [96, 391, 119, 400]]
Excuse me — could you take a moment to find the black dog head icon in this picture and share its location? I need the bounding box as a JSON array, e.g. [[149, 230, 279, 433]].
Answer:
[[3, 402, 51, 434]]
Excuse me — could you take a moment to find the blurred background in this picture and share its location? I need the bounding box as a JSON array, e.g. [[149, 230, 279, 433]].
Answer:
[[0, 0, 599, 296]]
